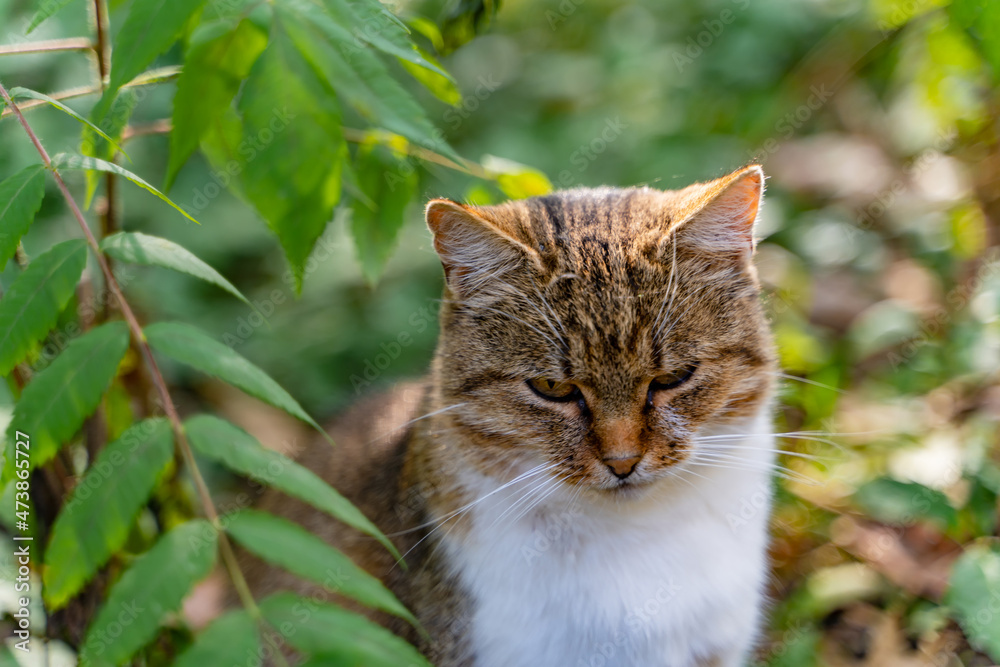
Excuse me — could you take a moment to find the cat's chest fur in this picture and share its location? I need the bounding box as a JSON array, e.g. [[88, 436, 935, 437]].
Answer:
[[433, 416, 774, 667]]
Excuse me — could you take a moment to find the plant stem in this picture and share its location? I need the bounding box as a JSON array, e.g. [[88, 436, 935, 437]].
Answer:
[[0, 79, 263, 622], [0, 38, 93, 56], [91, 0, 117, 296]]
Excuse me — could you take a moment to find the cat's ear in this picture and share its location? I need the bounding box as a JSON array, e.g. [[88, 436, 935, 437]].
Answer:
[[667, 165, 764, 262], [425, 199, 539, 294]]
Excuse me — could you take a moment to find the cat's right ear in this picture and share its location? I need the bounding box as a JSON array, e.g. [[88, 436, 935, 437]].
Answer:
[[425, 199, 538, 294]]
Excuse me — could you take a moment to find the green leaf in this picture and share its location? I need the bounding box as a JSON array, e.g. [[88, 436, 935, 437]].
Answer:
[[79, 520, 218, 667], [946, 540, 1000, 661], [82, 88, 138, 209], [226, 509, 416, 625], [483, 155, 554, 200], [349, 143, 416, 284], [280, 1, 458, 161], [0, 240, 86, 377], [145, 321, 319, 430], [319, 0, 452, 80], [400, 50, 463, 106], [238, 16, 344, 290], [260, 593, 432, 667], [853, 477, 957, 530], [25, 0, 75, 33], [0, 164, 46, 266], [51, 153, 199, 224], [166, 18, 268, 191], [173, 610, 261, 667], [9, 87, 128, 161], [100, 232, 250, 306], [43, 419, 173, 609], [93, 0, 208, 120], [3, 321, 129, 482], [184, 415, 399, 559]]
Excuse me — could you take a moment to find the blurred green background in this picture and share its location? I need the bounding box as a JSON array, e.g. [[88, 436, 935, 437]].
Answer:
[[1, 0, 999, 664]]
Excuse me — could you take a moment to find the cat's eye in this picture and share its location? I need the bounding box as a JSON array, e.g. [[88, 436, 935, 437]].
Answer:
[[527, 377, 581, 402], [650, 364, 698, 392]]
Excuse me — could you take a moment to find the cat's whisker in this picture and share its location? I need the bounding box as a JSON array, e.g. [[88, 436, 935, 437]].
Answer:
[[385, 463, 555, 538], [489, 475, 557, 531], [694, 442, 833, 462], [394, 464, 559, 567], [506, 478, 564, 528], [769, 371, 847, 395], [684, 458, 818, 485], [372, 402, 469, 444]]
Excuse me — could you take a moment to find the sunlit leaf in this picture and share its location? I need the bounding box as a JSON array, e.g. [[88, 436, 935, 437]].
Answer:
[[43, 419, 173, 609], [145, 321, 320, 430], [280, 0, 458, 160], [318, 0, 452, 79], [79, 520, 218, 667], [2, 321, 129, 482], [51, 153, 199, 223], [8, 88, 127, 160], [81, 88, 137, 208], [184, 415, 399, 559], [483, 155, 553, 199], [101, 231, 250, 306]]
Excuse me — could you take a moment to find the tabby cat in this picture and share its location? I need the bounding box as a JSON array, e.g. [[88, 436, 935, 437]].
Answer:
[[244, 164, 778, 667]]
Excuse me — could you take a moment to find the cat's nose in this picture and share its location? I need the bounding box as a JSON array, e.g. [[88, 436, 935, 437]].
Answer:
[[604, 454, 641, 479]]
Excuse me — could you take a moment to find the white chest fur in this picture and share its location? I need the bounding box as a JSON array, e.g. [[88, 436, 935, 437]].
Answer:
[[440, 415, 775, 667]]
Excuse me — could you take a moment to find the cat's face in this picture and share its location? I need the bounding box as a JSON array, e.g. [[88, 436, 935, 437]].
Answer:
[[426, 166, 776, 497]]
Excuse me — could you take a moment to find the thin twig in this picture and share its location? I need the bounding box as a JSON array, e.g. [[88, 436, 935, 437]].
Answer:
[[123, 119, 171, 142], [0, 68, 181, 120], [91, 0, 116, 311], [0, 80, 263, 621], [0, 38, 93, 56], [342, 126, 490, 179]]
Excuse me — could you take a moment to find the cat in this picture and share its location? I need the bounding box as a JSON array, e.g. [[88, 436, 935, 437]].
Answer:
[[243, 164, 779, 667]]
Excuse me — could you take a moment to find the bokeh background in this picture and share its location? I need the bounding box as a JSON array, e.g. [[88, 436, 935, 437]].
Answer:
[[2, 0, 999, 664]]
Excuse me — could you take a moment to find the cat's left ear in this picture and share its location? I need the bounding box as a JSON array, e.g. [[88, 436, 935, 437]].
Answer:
[[667, 165, 765, 262], [425, 198, 540, 295]]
